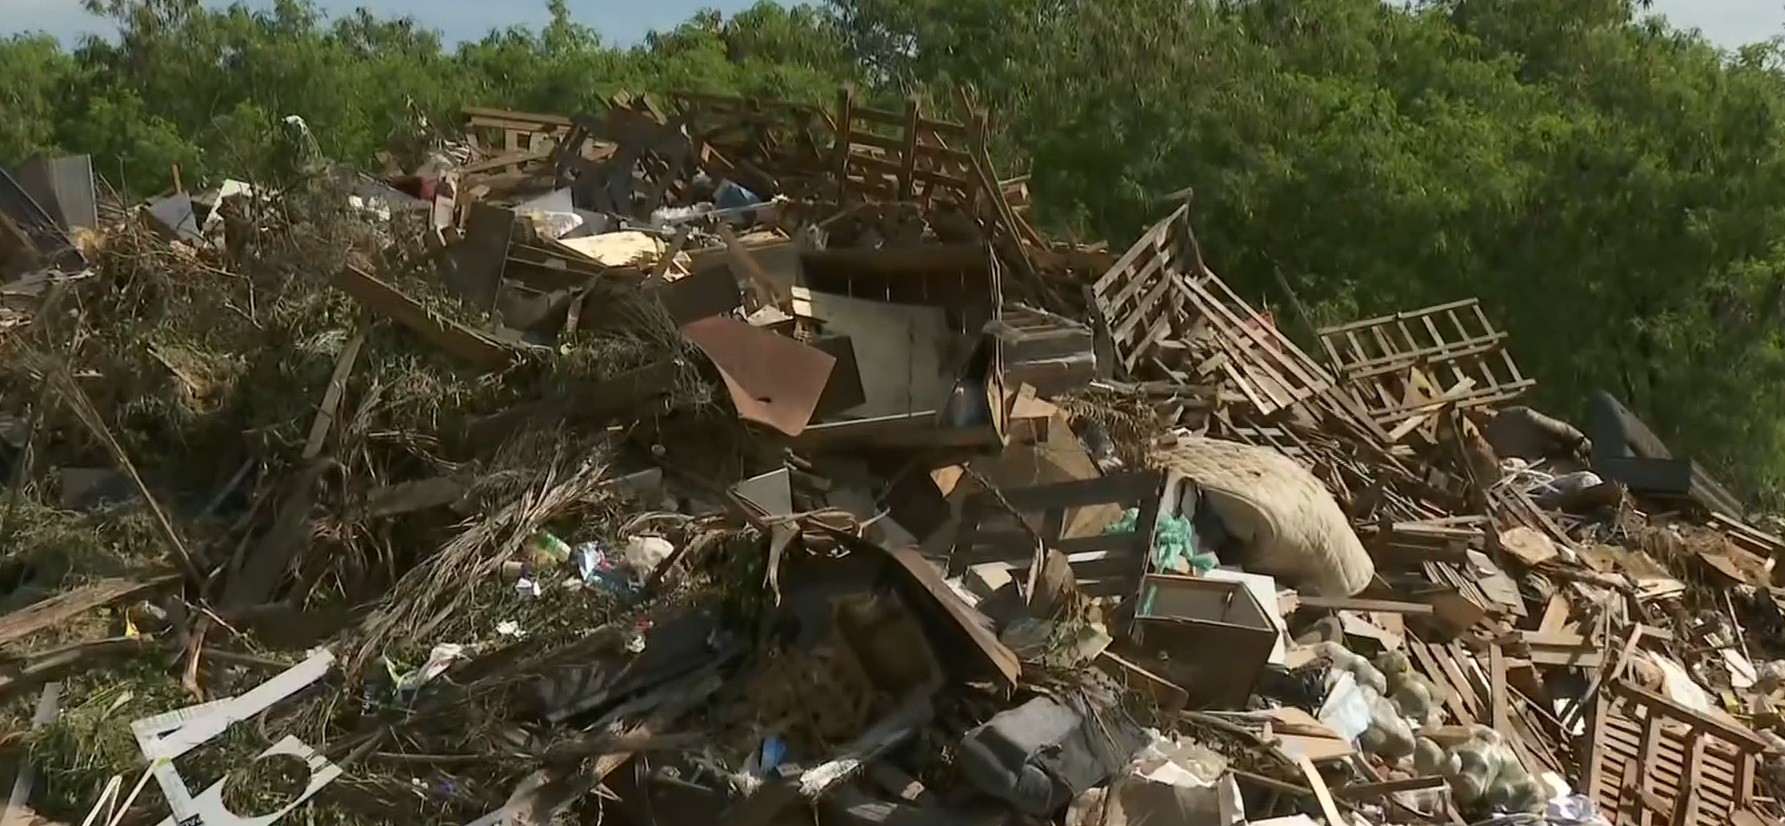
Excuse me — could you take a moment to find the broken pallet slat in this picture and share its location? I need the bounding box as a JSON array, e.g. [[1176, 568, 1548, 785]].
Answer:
[[1294, 596, 1436, 615], [329, 265, 518, 372], [301, 326, 365, 460], [0, 576, 177, 648]]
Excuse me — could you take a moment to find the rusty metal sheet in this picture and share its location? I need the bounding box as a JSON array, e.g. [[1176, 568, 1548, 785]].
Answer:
[[680, 316, 835, 437]]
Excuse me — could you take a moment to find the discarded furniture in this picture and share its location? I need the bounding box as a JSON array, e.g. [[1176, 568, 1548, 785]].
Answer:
[[1129, 573, 1278, 708], [950, 470, 1164, 598], [1579, 678, 1772, 826], [1589, 391, 1743, 519]]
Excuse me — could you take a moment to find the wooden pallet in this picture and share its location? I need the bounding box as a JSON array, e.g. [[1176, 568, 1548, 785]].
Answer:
[[1318, 298, 1534, 430], [1581, 679, 1769, 826], [1089, 205, 1195, 376], [462, 106, 577, 172]]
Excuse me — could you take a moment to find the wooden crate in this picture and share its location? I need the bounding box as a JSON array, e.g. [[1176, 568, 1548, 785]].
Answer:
[[1130, 573, 1277, 709]]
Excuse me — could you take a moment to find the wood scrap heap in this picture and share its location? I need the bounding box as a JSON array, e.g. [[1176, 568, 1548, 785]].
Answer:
[[0, 89, 1781, 826]]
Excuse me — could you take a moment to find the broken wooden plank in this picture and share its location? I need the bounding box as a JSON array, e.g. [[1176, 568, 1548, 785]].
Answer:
[[1295, 596, 1435, 615], [644, 225, 693, 287], [1537, 592, 1572, 633], [1332, 775, 1448, 801], [1520, 630, 1605, 669], [0, 638, 147, 701], [0, 577, 177, 648], [221, 461, 329, 610], [1490, 643, 1511, 735], [463, 360, 678, 450], [1095, 649, 1189, 715], [1407, 639, 1475, 725], [329, 265, 517, 372], [363, 477, 467, 518], [1, 682, 59, 826], [716, 223, 790, 310], [301, 327, 365, 460], [1293, 754, 1349, 826], [821, 526, 1019, 689], [1557, 622, 1636, 733], [43, 365, 203, 583]]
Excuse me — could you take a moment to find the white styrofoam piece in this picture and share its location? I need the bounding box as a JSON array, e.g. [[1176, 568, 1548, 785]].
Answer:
[[131, 650, 338, 825]]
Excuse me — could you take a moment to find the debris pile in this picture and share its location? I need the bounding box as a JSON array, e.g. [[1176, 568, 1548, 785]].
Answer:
[[1, 89, 1783, 826]]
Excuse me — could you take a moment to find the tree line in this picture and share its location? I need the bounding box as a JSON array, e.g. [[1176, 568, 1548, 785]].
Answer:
[[7, 0, 1785, 507]]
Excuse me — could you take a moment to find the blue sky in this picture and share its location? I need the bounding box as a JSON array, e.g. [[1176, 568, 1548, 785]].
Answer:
[[2, 0, 1782, 48]]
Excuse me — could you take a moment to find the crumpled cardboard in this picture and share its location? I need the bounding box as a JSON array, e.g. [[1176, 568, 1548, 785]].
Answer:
[[1065, 736, 1243, 826]]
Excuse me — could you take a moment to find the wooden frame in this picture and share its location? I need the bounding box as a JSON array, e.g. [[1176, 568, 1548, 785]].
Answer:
[[949, 470, 1164, 598], [1317, 298, 1534, 429], [462, 106, 576, 173]]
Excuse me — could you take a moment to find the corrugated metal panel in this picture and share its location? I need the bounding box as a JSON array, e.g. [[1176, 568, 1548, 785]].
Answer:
[[0, 166, 81, 269], [11, 155, 98, 232]]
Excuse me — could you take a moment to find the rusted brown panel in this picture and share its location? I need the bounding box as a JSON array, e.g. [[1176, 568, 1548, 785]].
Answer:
[[680, 315, 835, 438]]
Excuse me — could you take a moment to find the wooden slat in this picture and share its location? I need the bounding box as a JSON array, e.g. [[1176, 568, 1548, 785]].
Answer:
[[0, 577, 176, 647], [1672, 736, 1705, 826], [1637, 713, 1665, 826], [329, 266, 517, 372]]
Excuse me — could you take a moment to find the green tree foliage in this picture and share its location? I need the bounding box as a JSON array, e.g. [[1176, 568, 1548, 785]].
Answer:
[[5, 0, 1785, 503]]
